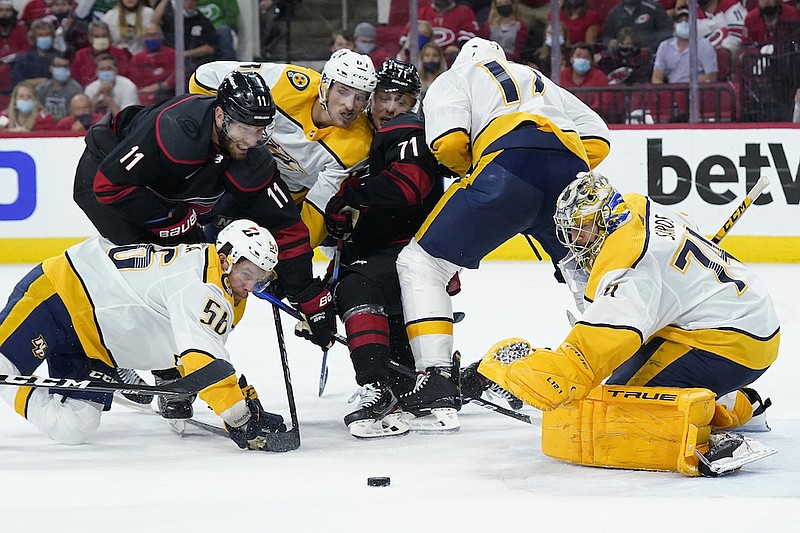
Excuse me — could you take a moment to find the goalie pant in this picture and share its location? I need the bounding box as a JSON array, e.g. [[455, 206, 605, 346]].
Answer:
[[0, 238, 255, 445]]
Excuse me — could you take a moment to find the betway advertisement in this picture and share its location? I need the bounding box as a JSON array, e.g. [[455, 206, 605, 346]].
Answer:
[[1, 127, 798, 263]]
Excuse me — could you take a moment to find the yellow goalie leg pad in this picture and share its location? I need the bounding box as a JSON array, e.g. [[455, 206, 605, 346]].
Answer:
[[541, 385, 716, 476], [479, 339, 595, 411]]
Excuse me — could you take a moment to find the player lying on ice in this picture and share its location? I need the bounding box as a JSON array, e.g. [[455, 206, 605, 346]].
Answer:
[[0, 220, 288, 452], [479, 171, 779, 477]]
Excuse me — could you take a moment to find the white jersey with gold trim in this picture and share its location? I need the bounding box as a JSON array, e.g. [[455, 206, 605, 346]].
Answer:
[[422, 47, 611, 176], [575, 194, 779, 377], [190, 61, 374, 246], [45, 237, 242, 372]]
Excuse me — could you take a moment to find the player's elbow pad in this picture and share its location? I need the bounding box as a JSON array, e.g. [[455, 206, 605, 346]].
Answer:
[[582, 138, 611, 170], [430, 130, 472, 178]]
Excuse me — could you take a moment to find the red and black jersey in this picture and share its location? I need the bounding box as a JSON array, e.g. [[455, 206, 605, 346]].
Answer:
[[83, 94, 314, 298], [346, 112, 445, 255]]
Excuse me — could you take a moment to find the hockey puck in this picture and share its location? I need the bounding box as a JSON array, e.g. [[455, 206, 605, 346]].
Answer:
[[367, 476, 391, 487]]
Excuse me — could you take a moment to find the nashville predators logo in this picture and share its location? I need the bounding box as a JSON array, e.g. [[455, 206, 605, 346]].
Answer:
[[31, 335, 47, 360], [286, 70, 310, 91]]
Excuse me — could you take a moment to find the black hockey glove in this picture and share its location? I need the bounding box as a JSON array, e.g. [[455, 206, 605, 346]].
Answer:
[[225, 376, 286, 451], [144, 204, 203, 245], [293, 280, 337, 349]]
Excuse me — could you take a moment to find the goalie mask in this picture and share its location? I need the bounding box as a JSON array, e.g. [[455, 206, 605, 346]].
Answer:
[[216, 220, 279, 289], [554, 172, 631, 272]]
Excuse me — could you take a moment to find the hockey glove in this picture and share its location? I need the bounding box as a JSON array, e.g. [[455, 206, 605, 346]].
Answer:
[[144, 204, 202, 244], [324, 195, 360, 239], [293, 281, 337, 349], [225, 376, 286, 451]]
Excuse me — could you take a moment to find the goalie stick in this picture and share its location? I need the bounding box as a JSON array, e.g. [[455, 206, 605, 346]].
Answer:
[[0, 359, 234, 397], [711, 175, 770, 244]]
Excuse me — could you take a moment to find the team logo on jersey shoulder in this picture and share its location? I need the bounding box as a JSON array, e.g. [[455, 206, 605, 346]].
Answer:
[[221, 275, 234, 297], [286, 70, 310, 90]]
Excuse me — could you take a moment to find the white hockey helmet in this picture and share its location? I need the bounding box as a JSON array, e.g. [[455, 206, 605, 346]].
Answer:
[[553, 172, 630, 272], [453, 37, 506, 69], [319, 49, 377, 106], [215, 219, 279, 273]]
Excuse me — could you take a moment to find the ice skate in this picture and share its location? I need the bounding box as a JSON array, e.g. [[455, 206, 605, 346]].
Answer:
[[154, 368, 195, 420], [697, 431, 777, 477], [345, 382, 409, 439], [399, 357, 461, 434]]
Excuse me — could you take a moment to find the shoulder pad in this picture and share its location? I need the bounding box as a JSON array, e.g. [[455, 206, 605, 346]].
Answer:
[[156, 96, 215, 164]]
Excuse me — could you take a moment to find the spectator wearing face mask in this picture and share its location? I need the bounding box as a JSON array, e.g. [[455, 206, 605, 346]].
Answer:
[[399, 20, 434, 63], [652, 8, 718, 83], [71, 21, 132, 87], [36, 52, 83, 120], [353, 21, 393, 69], [549, 0, 602, 46], [603, 0, 674, 53], [158, 0, 219, 82], [0, 80, 56, 131], [55, 92, 104, 131], [417, 41, 446, 107], [478, 0, 528, 61], [129, 22, 174, 105], [11, 18, 58, 88], [560, 42, 611, 114], [413, 0, 478, 60], [1, 0, 30, 94], [84, 52, 139, 114], [596, 26, 654, 85], [530, 23, 571, 77], [743, 0, 800, 47]]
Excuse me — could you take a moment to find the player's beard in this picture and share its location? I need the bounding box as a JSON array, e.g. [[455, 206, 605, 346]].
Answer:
[[216, 124, 249, 160]]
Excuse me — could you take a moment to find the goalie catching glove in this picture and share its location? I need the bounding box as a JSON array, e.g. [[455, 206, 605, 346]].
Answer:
[[478, 337, 595, 411], [292, 280, 337, 349], [225, 375, 287, 451]]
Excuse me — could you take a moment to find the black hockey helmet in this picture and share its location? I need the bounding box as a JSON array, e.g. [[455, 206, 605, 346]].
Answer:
[[376, 59, 421, 100], [216, 71, 276, 127]]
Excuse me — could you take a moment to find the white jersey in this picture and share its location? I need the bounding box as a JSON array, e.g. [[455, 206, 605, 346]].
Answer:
[[569, 194, 779, 381], [42, 237, 243, 373], [190, 61, 373, 246], [697, 0, 747, 52], [422, 48, 611, 176]]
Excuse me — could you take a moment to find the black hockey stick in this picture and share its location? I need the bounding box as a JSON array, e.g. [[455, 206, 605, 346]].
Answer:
[[463, 396, 532, 424], [711, 175, 770, 244], [0, 359, 234, 397], [268, 304, 302, 452]]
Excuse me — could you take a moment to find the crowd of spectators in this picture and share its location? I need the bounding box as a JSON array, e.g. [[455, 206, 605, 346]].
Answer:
[[355, 0, 800, 122], [0, 0, 224, 132], [2, 0, 799, 129]]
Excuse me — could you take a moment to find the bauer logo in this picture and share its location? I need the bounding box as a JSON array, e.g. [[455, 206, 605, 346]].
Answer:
[[0, 151, 36, 220], [646, 138, 800, 206]]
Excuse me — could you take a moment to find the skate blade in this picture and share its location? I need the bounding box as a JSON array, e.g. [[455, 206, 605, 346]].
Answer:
[[349, 413, 410, 439], [700, 438, 778, 476], [402, 408, 460, 434], [166, 418, 187, 436]]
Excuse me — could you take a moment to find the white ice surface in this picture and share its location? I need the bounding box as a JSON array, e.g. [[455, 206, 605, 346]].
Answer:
[[1, 261, 798, 532]]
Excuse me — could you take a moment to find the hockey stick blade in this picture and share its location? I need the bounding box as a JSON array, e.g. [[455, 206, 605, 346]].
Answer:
[[464, 395, 533, 425], [712, 175, 770, 244], [185, 419, 300, 452], [0, 359, 234, 397], [318, 352, 329, 397]]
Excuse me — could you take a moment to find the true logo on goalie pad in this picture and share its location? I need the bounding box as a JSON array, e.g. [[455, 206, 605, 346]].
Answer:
[[607, 389, 678, 402]]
